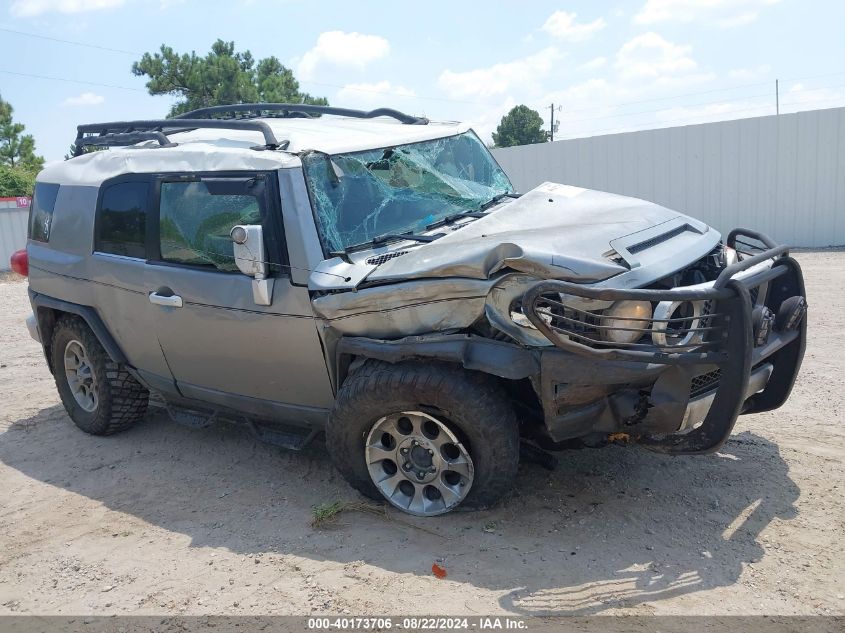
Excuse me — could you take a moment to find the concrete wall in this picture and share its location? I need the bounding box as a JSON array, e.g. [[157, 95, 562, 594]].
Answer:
[[491, 107, 845, 247], [0, 198, 30, 271]]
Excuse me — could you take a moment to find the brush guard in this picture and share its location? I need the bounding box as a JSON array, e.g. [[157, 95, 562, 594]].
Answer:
[[522, 229, 807, 455]]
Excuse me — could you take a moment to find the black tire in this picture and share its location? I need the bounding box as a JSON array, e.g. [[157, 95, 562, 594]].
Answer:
[[327, 360, 520, 512], [51, 315, 149, 435]]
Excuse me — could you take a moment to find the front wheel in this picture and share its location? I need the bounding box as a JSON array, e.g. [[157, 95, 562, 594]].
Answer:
[[327, 361, 520, 516]]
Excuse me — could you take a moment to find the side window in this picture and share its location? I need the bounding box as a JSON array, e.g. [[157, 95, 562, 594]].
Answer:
[[96, 181, 149, 258], [158, 178, 263, 273], [28, 182, 61, 242]]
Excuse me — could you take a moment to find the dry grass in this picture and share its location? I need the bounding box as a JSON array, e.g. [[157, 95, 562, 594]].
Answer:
[[311, 501, 387, 527], [311, 501, 447, 539]]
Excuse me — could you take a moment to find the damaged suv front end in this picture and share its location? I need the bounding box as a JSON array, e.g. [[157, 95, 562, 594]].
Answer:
[[306, 133, 807, 460], [518, 228, 807, 454]]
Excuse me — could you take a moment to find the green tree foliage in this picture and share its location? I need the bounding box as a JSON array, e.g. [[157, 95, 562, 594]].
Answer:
[[492, 105, 549, 148], [0, 93, 44, 171], [132, 40, 327, 117], [0, 164, 36, 197], [64, 144, 106, 161]]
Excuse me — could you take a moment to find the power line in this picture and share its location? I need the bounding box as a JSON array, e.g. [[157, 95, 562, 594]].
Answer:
[[0, 25, 482, 105], [2, 23, 844, 118], [559, 82, 845, 125], [0, 69, 145, 92], [536, 70, 845, 116], [560, 94, 845, 139], [0, 27, 141, 55]]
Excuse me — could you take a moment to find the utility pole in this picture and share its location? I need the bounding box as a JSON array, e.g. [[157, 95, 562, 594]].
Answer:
[[776, 79, 779, 115], [549, 103, 561, 142]]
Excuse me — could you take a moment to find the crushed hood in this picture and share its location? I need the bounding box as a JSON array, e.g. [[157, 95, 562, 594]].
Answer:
[[309, 182, 718, 291]]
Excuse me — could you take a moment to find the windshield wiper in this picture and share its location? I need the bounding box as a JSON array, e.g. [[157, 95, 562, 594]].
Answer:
[[372, 231, 445, 245], [479, 191, 520, 211], [425, 210, 486, 230], [333, 230, 446, 258]]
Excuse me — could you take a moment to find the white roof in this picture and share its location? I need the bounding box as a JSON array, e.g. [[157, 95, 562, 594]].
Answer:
[[39, 116, 470, 186], [172, 116, 469, 154]]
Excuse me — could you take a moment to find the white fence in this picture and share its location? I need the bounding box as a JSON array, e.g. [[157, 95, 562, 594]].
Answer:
[[491, 107, 845, 248], [0, 198, 29, 272]]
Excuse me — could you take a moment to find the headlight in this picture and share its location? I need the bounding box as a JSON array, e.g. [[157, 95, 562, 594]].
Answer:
[[652, 300, 704, 347], [600, 301, 653, 345], [723, 244, 739, 266]]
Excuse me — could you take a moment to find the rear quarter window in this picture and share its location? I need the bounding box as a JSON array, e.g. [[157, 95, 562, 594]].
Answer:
[[28, 182, 61, 242], [96, 181, 149, 258]]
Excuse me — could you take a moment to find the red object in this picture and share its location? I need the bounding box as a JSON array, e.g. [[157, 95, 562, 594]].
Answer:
[[10, 249, 28, 276], [431, 563, 447, 579]]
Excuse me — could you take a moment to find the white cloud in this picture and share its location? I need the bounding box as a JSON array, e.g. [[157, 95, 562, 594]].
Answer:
[[784, 83, 845, 110], [438, 47, 561, 99], [578, 56, 607, 72], [541, 11, 607, 41], [654, 100, 773, 125], [335, 81, 416, 108], [10, 0, 124, 17], [615, 32, 704, 83], [466, 96, 519, 146], [633, 0, 781, 28], [62, 92, 104, 106], [297, 31, 390, 80], [728, 64, 772, 80]]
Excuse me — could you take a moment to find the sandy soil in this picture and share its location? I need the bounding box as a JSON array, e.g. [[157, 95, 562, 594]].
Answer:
[[0, 253, 842, 616]]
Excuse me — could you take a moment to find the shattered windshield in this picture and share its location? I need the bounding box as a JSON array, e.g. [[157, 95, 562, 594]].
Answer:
[[302, 131, 514, 252]]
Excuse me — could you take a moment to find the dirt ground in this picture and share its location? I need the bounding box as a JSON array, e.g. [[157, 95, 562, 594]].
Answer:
[[0, 252, 842, 617]]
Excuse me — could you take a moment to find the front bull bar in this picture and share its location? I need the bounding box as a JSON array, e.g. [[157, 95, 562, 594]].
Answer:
[[522, 229, 807, 455]]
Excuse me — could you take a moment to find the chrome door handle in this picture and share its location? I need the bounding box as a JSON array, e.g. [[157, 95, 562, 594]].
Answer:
[[149, 292, 183, 308]]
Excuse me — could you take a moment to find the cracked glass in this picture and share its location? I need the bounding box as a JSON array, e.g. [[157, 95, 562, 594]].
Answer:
[[159, 180, 261, 272], [303, 131, 514, 252]]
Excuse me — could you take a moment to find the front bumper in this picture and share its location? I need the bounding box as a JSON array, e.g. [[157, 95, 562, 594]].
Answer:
[[523, 229, 807, 454]]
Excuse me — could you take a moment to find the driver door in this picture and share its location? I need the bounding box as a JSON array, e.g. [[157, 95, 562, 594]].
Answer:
[[144, 171, 333, 420]]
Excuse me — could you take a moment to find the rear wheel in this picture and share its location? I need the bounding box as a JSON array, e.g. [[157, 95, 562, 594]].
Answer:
[[327, 361, 520, 516], [51, 316, 148, 435]]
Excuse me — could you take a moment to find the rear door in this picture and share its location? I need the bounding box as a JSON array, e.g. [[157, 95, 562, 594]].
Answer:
[[144, 171, 334, 421]]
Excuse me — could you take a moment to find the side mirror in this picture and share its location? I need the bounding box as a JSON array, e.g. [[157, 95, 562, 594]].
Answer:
[[230, 224, 274, 306], [230, 224, 267, 277]]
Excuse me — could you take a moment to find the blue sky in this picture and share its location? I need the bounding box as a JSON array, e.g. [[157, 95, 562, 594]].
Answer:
[[1, 0, 844, 162]]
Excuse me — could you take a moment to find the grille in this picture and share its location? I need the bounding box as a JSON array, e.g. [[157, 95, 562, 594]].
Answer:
[[690, 369, 722, 398], [366, 251, 408, 266]]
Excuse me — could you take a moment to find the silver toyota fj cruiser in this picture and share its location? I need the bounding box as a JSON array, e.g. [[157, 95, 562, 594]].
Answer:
[[14, 104, 807, 516]]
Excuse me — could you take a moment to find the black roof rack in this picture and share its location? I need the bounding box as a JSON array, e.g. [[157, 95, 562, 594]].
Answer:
[[72, 104, 428, 156], [73, 118, 287, 156], [75, 131, 176, 153], [174, 103, 429, 125]]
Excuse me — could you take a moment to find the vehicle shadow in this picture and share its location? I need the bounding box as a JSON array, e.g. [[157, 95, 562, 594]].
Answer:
[[0, 404, 800, 615]]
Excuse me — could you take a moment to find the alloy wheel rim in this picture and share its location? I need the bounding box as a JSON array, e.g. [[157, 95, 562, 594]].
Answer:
[[364, 411, 474, 516], [64, 339, 99, 412]]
